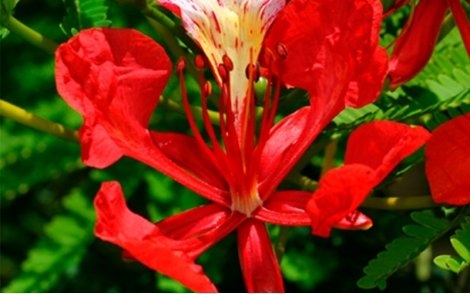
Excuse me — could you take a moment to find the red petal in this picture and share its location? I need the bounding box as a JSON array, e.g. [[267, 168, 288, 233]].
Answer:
[[254, 191, 311, 226], [78, 123, 123, 168], [238, 219, 284, 292], [55, 27, 171, 167], [307, 165, 375, 237], [389, 0, 448, 88], [425, 114, 470, 205], [345, 120, 431, 184], [448, 0, 470, 56], [264, 0, 387, 106], [94, 182, 218, 292], [156, 204, 230, 240], [56, 28, 229, 205], [258, 107, 310, 183], [308, 121, 431, 237], [334, 210, 373, 231], [151, 132, 227, 190]]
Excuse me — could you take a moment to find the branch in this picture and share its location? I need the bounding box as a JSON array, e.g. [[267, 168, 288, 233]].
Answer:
[[0, 99, 78, 142], [3, 16, 57, 54]]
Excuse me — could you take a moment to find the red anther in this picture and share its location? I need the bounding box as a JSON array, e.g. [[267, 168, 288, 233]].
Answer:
[[245, 63, 260, 82], [222, 54, 234, 71], [203, 81, 212, 97], [218, 64, 229, 82], [194, 55, 206, 70], [177, 58, 186, 73], [276, 43, 288, 59]]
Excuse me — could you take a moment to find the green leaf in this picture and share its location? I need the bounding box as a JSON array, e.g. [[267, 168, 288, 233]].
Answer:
[[357, 210, 450, 290], [434, 255, 466, 273], [60, 0, 112, 36], [2, 190, 95, 292], [434, 216, 470, 273]]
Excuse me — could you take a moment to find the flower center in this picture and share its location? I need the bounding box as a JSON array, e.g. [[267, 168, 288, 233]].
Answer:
[[168, 0, 285, 216], [176, 57, 282, 217], [161, 0, 285, 142]]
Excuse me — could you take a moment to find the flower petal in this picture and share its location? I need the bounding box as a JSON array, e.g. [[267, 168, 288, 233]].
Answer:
[[56, 28, 229, 205], [448, 0, 470, 56], [334, 210, 373, 231], [151, 132, 227, 190], [308, 120, 431, 237], [389, 0, 448, 88], [156, 204, 230, 240], [158, 0, 285, 127], [94, 181, 217, 292], [55, 27, 171, 167], [307, 164, 375, 237], [263, 0, 387, 106], [345, 120, 431, 184], [254, 191, 311, 226], [425, 113, 470, 205], [237, 219, 284, 292]]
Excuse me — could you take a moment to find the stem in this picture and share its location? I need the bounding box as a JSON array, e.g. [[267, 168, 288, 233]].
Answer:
[[320, 140, 338, 177], [3, 16, 57, 54], [362, 195, 437, 210], [0, 99, 78, 142], [287, 173, 318, 191], [274, 226, 290, 262]]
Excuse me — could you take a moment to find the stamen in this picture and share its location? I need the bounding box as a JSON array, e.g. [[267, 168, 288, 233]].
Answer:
[[217, 64, 229, 82], [203, 80, 212, 97], [245, 63, 260, 82], [177, 59, 221, 172], [194, 55, 206, 70], [177, 57, 186, 73], [222, 54, 234, 71]]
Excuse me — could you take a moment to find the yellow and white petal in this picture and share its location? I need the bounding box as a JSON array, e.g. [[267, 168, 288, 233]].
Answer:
[[159, 0, 285, 119]]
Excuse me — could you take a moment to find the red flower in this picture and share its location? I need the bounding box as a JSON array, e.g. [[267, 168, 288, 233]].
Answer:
[[307, 121, 431, 237], [425, 113, 470, 206], [54, 0, 406, 292], [388, 0, 470, 88]]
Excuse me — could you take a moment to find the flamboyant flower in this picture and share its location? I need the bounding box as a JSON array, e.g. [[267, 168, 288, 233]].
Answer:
[[54, 0, 420, 291], [388, 0, 470, 88], [307, 121, 431, 237], [425, 113, 470, 206]]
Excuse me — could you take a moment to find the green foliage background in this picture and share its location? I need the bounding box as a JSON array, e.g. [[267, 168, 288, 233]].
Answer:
[[1, 0, 469, 292]]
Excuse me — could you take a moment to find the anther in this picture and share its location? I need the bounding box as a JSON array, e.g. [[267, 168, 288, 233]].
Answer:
[[245, 63, 260, 82], [276, 43, 288, 59], [222, 54, 234, 71], [218, 64, 229, 82], [194, 55, 206, 70], [177, 58, 186, 73], [203, 81, 212, 97]]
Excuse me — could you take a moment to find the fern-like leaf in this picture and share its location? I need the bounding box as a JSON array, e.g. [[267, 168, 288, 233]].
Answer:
[[60, 0, 112, 36], [434, 215, 470, 274], [357, 210, 450, 290], [2, 190, 95, 292]]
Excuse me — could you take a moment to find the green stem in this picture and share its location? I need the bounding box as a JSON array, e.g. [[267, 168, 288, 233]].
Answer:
[[3, 16, 57, 54], [320, 140, 338, 177], [0, 99, 78, 142], [275, 226, 290, 262], [361, 196, 437, 210]]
